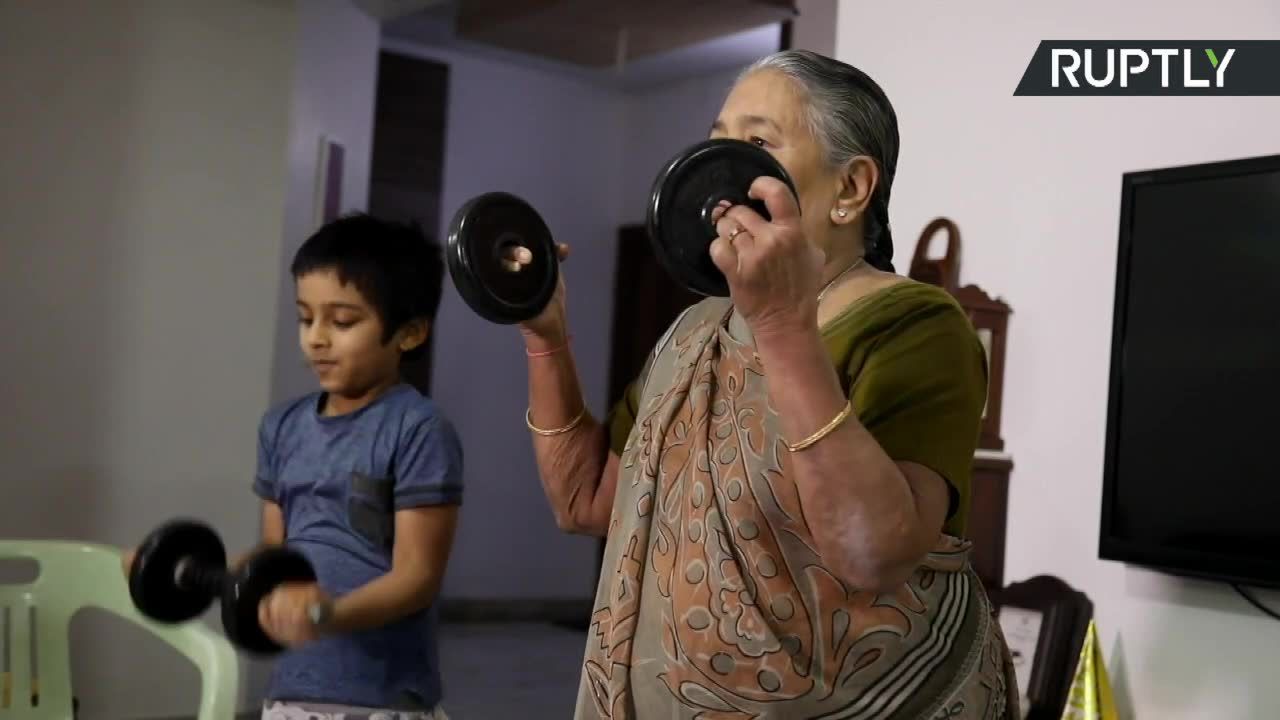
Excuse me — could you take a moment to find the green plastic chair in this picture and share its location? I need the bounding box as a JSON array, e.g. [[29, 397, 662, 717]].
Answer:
[[0, 540, 238, 719]]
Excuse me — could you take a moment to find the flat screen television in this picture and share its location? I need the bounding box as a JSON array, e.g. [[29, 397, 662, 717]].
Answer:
[[1100, 152, 1280, 589]]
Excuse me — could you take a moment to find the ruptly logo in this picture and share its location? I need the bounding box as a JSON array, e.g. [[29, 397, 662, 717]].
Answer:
[[1014, 41, 1280, 95]]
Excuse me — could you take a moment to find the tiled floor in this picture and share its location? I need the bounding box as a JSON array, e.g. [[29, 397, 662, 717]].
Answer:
[[437, 622, 587, 719]]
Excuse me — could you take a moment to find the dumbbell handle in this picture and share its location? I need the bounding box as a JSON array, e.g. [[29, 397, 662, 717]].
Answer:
[[176, 555, 331, 627], [174, 556, 225, 597]]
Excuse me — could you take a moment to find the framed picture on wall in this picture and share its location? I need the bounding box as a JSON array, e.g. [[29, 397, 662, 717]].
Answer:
[[998, 604, 1045, 704], [991, 576, 1095, 719], [314, 135, 345, 227]]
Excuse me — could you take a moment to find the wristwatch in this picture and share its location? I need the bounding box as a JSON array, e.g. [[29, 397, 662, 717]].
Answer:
[[307, 599, 333, 627]]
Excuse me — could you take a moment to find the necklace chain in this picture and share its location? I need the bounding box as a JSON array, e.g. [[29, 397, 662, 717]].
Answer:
[[817, 255, 866, 305]]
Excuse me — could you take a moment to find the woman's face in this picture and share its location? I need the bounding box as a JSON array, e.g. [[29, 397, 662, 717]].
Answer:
[[710, 69, 868, 267]]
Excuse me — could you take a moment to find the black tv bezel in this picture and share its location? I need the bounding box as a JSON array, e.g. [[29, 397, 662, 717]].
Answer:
[[1099, 152, 1280, 590]]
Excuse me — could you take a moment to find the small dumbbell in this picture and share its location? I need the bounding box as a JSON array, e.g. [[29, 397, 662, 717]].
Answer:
[[127, 519, 317, 655]]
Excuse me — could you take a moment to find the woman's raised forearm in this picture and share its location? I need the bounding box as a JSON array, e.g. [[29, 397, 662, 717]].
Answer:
[[524, 330, 611, 533]]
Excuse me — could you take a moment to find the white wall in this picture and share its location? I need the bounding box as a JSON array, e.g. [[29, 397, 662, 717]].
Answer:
[[269, 0, 381, 406], [0, 2, 295, 717], [382, 39, 627, 601], [835, 1, 1280, 717]]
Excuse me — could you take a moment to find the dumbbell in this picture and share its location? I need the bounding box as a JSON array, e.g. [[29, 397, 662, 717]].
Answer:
[[127, 519, 317, 655], [645, 138, 800, 297], [443, 138, 799, 323]]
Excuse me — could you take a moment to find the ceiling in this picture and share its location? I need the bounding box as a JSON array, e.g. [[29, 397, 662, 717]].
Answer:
[[381, 0, 788, 90], [351, 0, 454, 20], [451, 0, 794, 67]]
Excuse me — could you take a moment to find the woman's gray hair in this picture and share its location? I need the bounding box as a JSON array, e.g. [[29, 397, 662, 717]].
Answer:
[[740, 50, 900, 272]]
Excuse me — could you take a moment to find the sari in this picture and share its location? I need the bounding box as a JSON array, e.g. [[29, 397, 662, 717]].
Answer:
[[576, 281, 1019, 720]]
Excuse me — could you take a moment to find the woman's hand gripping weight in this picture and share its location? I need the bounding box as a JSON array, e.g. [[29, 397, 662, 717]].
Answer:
[[710, 177, 825, 338]]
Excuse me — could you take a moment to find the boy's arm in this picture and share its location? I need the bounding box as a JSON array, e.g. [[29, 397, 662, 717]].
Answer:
[[238, 410, 286, 567], [261, 505, 459, 644], [322, 412, 462, 632], [321, 504, 458, 633], [261, 501, 285, 545]]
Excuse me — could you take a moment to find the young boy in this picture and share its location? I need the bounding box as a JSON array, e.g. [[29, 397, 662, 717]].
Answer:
[[246, 213, 463, 719]]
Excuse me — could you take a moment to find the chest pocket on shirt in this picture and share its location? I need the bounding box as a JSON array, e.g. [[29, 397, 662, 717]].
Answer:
[[347, 471, 394, 550]]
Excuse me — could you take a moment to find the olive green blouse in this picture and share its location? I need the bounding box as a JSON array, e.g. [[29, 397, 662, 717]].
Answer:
[[604, 281, 988, 537]]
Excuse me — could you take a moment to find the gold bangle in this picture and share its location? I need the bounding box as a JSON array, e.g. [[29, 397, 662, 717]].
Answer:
[[526, 405, 586, 436], [786, 398, 854, 452]]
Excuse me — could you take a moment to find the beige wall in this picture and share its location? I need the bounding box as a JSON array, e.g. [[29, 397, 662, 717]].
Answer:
[[0, 1, 295, 715], [835, 1, 1280, 717]]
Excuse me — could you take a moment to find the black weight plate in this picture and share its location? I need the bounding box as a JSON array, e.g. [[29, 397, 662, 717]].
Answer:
[[646, 139, 799, 297], [222, 546, 317, 656], [446, 192, 558, 324], [129, 519, 224, 623]]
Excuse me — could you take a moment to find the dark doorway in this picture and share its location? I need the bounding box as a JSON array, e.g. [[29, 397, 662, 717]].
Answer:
[[604, 225, 702, 413], [368, 50, 450, 395], [551, 225, 700, 631]]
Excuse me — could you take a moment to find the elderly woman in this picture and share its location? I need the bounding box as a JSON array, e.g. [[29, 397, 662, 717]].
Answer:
[[517, 50, 1017, 719]]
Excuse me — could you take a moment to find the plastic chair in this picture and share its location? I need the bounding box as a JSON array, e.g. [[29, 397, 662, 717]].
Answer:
[[0, 540, 238, 719]]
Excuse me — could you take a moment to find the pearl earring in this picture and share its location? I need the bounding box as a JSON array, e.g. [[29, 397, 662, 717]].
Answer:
[[837, 209, 848, 218]]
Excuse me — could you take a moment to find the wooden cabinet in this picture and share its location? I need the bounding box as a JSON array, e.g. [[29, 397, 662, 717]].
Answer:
[[907, 217, 1014, 591], [970, 450, 1013, 591]]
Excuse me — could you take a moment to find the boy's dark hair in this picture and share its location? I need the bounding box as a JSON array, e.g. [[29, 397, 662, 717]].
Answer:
[[291, 213, 444, 360]]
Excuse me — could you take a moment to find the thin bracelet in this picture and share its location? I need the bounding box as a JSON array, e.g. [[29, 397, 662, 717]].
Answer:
[[786, 398, 854, 452], [526, 335, 571, 358], [526, 405, 587, 436]]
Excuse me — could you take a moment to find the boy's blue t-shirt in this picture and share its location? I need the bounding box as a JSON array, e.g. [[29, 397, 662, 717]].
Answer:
[[252, 383, 463, 710]]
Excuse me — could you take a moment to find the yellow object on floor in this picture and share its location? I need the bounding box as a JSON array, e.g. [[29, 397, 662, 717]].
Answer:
[[1061, 619, 1119, 720]]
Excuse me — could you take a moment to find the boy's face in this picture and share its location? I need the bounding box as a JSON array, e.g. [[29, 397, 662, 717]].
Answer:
[[294, 270, 422, 399]]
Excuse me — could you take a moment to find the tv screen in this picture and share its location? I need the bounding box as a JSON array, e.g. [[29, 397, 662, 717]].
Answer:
[[1100, 153, 1280, 589]]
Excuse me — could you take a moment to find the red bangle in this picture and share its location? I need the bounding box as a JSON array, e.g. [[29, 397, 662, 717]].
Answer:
[[526, 335, 571, 358]]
